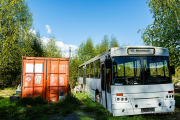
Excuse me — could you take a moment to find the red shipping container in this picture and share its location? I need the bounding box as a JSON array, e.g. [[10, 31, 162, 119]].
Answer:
[[21, 56, 69, 103]]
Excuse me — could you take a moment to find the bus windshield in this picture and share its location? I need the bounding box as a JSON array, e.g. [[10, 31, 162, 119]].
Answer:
[[112, 57, 171, 85]]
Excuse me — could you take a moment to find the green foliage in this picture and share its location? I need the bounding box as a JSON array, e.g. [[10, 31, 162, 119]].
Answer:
[[44, 36, 62, 58], [0, 0, 37, 87], [69, 55, 82, 88], [138, 0, 180, 66], [110, 35, 119, 48], [16, 96, 47, 107], [95, 44, 101, 55], [76, 37, 96, 62], [100, 35, 109, 54], [31, 30, 44, 57], [74, 92, 88, 101]]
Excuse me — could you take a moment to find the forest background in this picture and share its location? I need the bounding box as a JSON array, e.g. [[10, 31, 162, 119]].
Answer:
[[0, 0, 179, 89]]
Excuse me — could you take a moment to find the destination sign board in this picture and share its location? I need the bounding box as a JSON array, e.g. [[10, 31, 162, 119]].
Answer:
[[128, 48, 154, 55]]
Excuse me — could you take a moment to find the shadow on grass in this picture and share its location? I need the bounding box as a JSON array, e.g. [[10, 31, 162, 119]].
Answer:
[[0, 93, 82, 120]]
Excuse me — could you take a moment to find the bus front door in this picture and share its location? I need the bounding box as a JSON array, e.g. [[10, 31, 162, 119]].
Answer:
[[101, 63, 107, 109]]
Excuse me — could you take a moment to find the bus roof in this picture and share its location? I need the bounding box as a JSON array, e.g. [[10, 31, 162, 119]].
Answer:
[[78, 46, 169, 67]]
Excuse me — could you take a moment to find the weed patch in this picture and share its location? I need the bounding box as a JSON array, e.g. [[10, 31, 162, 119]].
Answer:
[[175, 94, 180, 109], [16, 96, 47, 107]]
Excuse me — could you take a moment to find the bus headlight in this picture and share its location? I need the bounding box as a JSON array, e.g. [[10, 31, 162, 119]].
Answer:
[[165, 94, 174, 100], [116, 97, 128, 102]]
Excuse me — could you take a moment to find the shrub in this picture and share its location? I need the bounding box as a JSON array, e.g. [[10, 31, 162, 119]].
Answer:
[[16, 96, 47, 107]]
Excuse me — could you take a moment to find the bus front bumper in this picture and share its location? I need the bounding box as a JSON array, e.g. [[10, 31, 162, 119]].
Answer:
[[112, 100, 175, 116]]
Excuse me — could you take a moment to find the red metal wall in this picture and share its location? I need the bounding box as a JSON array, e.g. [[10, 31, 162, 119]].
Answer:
[[21, 56, 69, 103]]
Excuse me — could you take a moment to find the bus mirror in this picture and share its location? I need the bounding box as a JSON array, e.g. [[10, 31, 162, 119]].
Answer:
[[170, 66, 175, 75]]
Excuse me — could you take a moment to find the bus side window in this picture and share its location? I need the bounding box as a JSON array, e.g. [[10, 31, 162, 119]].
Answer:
[[80, 67, 83, 77], [78, 68, 80, 77], [95, 59, 100, 78], [90, 62, 94, 78], [86, 64, 89, 78]]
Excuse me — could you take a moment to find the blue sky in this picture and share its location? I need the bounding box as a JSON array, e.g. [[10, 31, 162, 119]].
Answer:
[[28, 0, 154, 56]]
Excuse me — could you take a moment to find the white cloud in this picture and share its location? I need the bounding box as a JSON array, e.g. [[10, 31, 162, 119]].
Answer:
[[56, 41, 78, 52], [45, 25, 52, 34], [41, 37, 78, 58], [62, 52, 74, 58], [29, 29, 36, 35], [41, 37, 49, 45]]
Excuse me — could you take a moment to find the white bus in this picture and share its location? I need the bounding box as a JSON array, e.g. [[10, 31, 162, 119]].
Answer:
[[78, 46, 175, 116]]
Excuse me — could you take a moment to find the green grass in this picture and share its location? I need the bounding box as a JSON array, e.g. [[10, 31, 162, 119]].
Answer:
[[75, 93, 180, 120], [0, 92, 180, 120]]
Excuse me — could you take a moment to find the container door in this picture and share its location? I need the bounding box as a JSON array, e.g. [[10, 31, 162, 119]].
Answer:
[[46, 59, 69, 103], [22, 59, 45, 98]]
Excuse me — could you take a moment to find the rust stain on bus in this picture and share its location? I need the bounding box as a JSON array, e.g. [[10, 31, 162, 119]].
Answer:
[[21, 56, 69, 103]]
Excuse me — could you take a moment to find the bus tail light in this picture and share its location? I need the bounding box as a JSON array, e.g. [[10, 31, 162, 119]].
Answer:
[[117, 93, 123, 96], [168, 91, 173, 93]]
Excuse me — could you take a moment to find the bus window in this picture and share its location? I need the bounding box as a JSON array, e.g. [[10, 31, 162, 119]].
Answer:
[[125, 62, 134, 77], [86, 64, 89, 78], [157, 62, 164, 76], [95, 59, 100, 78], [150, 63, 157, 76], [135, 61, 141, 77], [78, 68, 80, 77], [117, 64, 124, 77], [164, 60, 169, 77], [144, 56, 170, 84], [90, 62, 94, 78], [80, 67, 83, 77], [113, 57, 142, 85]]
